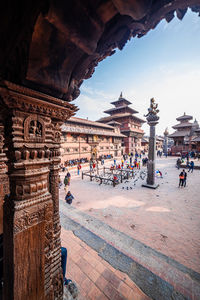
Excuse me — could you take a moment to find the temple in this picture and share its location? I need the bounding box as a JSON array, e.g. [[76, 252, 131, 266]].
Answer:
[[60, 117, 124, 163], [97, 93, 145, 154], [169, 113, 199, 155]]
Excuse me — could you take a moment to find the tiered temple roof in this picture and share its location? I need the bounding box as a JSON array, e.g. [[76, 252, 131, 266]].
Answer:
[[169, 113, 199, 139], [176, 113, 193, 121], [98, 93, 145, 124]]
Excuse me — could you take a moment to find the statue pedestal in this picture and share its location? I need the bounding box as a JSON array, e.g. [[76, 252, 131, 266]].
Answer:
[[142, 183, 159, 189]]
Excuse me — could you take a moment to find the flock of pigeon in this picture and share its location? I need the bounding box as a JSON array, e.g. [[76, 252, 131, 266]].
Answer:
[[121, 170, 147, 190]]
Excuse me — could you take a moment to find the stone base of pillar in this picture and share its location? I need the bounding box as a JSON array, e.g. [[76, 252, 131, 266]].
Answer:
[[142, 183, 159, 189]]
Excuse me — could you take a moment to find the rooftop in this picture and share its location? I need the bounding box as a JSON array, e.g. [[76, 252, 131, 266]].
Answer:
[[67, 116, 114, 129], [110, 92, 132, 106], [104, 105, 138, 115], [168, 130, 191, 138], [172, 122, 194, 129], [61, 123, 126, 138], [176, 113, 193, 121], [98, 113, 145, 123], [192, 136, 200, 142], [107, 120, 121, 125]]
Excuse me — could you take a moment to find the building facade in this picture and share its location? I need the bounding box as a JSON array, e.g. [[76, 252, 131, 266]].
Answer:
[[169, 113, 199, 155], [191, 128, 200, 152], [141, 136, 165, 153], [97, 93, 145, 154], [60, 117, 125, 163]]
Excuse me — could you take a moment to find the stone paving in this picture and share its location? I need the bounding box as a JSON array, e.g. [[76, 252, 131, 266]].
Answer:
[[61, 229, 150, 300], [60, 157, 200, 299]]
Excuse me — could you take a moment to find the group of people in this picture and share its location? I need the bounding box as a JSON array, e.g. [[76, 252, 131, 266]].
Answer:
[[61, 157, 89, 170], [178, 161, 195, 187], [179, 169, 187, 187]]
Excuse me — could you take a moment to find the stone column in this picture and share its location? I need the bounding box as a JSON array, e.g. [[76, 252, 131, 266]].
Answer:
[[0, 80, 76, 300], [163, 128, 169, 156], [142, 98, 159, 189]]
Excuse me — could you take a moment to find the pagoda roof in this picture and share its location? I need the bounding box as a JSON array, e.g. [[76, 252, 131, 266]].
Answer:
[[156, 136, 164, 141], [176, 113, 193, 121], [121, 127, 144, 134], [110, 98, 132, 106], [141, 137, 149, 143], [172, 122, 193, 129], [110, 92, 132, 106], [104, 105, 138, 114], [192, 136, 200, 142], [98, 113, 145, 123], [107, 120, 121, 125], [168, 130, 190, 138]]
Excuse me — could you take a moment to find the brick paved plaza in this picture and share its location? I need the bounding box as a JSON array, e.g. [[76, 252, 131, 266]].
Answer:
[[60, 157, 200, 300]]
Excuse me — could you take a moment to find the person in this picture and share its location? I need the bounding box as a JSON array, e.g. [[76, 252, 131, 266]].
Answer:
[[176, 158, 181, 169], [77, 163, 81, 175], [121, 159, 124, 168], [92, 161, 96, 170], [183, 169, 187, 187], [114, 159, 116, 166], [59, 175, 62, 188], [113, 175, 119, 184], [179, 171, 184, 187], [61, 247, 68, 285], [64, 172, 71, 193], [65, 191, 74, 204], [186, 152, 189, 166], [188, 161, 194, 173]]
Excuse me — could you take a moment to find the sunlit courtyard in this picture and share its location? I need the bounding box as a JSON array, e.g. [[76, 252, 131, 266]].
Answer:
[[60, 157, 200, 299]]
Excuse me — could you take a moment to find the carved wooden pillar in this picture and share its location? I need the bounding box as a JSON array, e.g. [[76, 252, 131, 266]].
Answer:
[[0, 113, 9, 291], [0, 81, 76, 300]]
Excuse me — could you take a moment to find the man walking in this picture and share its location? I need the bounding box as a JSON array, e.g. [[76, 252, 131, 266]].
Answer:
[[188, 161, 194, 173], [179, 171, 184, 187], [183, 169, 187, 187]]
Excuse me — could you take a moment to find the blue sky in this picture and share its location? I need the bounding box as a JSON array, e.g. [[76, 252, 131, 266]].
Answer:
[[74, 9, 200, 135]]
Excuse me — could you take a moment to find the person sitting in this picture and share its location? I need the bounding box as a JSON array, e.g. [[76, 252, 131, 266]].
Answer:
[[65, 191, 74, 204], [113, 175, 119, 184], [61, 247, 68, 285], [61, 247, 78, 297]]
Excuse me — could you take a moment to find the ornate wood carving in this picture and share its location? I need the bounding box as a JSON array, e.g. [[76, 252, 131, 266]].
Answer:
[[0, 81, 77, 300], [1, 1, 200, 101]]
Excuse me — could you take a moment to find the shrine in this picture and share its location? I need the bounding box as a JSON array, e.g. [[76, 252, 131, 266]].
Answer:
[[0, 1, 200, 299], [169, 113, 199, 155], [98, 93, 145, 154]]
